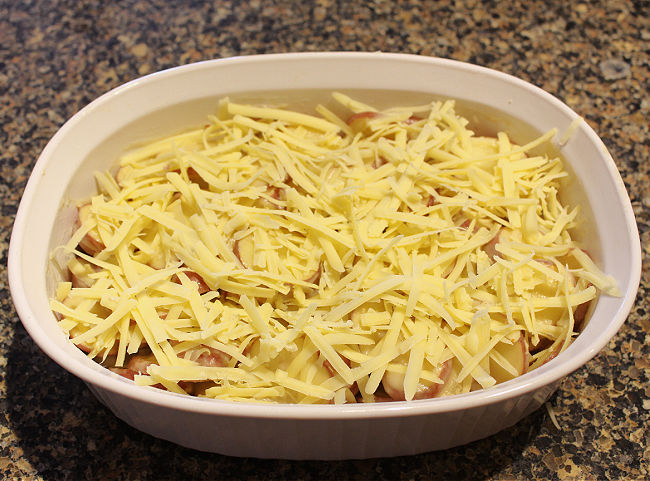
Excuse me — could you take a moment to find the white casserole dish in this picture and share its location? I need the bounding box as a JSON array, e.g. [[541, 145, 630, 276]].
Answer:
[[8, 52, 641, 459]]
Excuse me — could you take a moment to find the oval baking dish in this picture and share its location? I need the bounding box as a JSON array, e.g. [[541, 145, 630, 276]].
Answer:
[[8, 52, 641, 459]]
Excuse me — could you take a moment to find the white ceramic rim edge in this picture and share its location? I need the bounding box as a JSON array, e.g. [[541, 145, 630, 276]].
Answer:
[[8, 51, 642, 420]]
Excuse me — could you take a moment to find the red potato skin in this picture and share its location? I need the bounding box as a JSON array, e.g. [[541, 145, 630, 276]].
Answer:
[[172, 269, 211, 294], [346, 112, 421, 125], [256, 185, 287, 210], [233, 239, 244, 267], [531, 336, 554, 357], [482, 229, 501, 260], [540, 343, 562, 367], [304, 266, 322, 286], [77, 204, 105, 256], [323, 356, 359, 398], [167, 167, 209, 190], [109, 355, 165, 390], [232, 238, 252, 269], [110, 346, 230, 393], [126, 354, 155, 374], [347, 112, 380, 138], [70, 272, 94, 289], [459, 220, 500, 260], [195, 346, 229, 368], [78, 233, 104, 257], [519, 335, 530, 375], [110, 366, 187, 393], [346, 111, 381, 124], [177, 271, 211, 294], [187, 167, 209, 190], [268, 186, 285, 202], [109, 367, 136, 380], [370, 394, 394, 403], [70, 274, 85, 289], [124, 347, 229, 372], [185, 271, 211, 294], [458, 220, 501, 260], [573, 300, 590, 331]]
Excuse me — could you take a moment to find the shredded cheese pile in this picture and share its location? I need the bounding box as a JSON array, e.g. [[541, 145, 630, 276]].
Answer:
[[50, 93, 620, 404]]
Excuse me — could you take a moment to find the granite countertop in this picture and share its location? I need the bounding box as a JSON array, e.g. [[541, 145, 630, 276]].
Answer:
[[1, 0, 648, 479]]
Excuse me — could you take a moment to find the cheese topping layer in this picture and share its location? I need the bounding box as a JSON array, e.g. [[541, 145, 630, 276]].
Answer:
[[51, 93, 619, 404]]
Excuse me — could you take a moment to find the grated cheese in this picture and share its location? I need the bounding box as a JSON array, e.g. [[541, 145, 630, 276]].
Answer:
[[51, 93, 619, 404]]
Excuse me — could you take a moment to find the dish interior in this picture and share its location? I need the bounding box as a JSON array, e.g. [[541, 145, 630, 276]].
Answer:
[[44, 88, 603, 387]]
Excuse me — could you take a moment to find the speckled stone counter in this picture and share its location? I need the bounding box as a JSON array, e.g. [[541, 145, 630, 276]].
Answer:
[[1, 0, 648, 479]]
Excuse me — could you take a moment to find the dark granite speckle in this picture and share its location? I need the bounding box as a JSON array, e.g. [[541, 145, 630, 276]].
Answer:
[[1, 0, 648, 479]]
